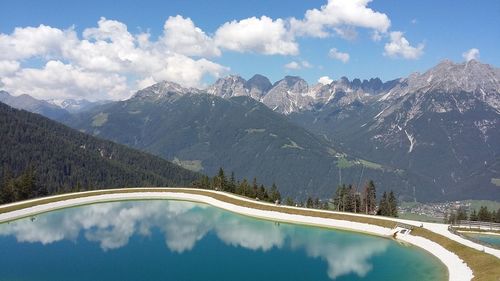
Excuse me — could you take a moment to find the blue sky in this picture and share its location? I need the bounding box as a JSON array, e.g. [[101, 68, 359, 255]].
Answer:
[[0, 0, 498, 100]]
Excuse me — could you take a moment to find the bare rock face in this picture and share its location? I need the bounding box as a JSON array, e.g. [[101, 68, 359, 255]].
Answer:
[[206, 75, 248, 99], [133, 81, 202, 102], [245, 74, 272, 100], [290, 60, 500, 201], [262, 76, 313, 114]]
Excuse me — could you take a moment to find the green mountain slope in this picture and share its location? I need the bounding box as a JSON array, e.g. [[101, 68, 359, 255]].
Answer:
[[67, 84, 410, 200], [0, 102, 200, 194]]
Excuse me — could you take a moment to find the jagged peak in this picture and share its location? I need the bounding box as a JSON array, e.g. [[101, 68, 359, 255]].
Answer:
[[274, 76, 307, 87], [245, 74, 272, 92]]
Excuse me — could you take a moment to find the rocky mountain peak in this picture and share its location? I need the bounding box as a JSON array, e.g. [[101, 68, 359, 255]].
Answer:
[[246, 74, 272, 92], [379, 60, 500, 103], [422, 59, 499, 92], [133, 81, 200, 101], [206, 75, 247, 98], [262, 76, 312, 114]]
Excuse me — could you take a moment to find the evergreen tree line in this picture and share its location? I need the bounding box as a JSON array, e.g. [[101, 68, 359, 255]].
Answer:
[[331, 180, 398, 217], [0, 101, 200, 203], [0, 167, 47, 204], [447, 206, 500, 224], [281, 196, 330, 209], [192, 168, 282, 204], [279, 180, 398, 218]]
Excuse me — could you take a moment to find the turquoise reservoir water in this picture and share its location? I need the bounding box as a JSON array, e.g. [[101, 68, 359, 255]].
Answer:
[[464, 232, 500, 247], [0, 200, 446, 281]]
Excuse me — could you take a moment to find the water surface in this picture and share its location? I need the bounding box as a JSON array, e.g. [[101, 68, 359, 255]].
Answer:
[[463, 232, 500, 247], [0, 200, 446, 281]]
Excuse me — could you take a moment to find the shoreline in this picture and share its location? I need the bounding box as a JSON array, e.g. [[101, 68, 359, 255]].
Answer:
[[0, 188, 496, 281]]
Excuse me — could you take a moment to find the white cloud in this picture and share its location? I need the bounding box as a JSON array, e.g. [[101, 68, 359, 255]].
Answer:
[[1, 60, 128, 100], [329, 48, 350, 63], [0, 2, 404, 101], [290, 0, 390, 38], [162, 15, 220, 57], [0, 18, 228, 100], [383, 31, 424, 59], [214, 16, 298, 55], [284, 60, 313, 70], [153, 55, 228, 88], [318, 76, 333, 85], [0, 24, 76, 60], [301, 60, 313, 68], [0, 60, 20, 76], [333, 26, 358, 40], [371, 31, 382, 42], [462, 48, 479, 62], [284, 61, 301, 70]]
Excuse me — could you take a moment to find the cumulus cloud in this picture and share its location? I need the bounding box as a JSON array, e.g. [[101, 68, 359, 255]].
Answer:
[[318, 76, 333, 85], [162, 15, 221, 57], [1, 60, 128, 100], [0, 24, 76, 60], [462, 48, 479, 62], [383, 31, 424, 59], [290, 0, 390, 38], [0, 2, 409, 101], [329, 48, 350, 63], [0, 60, 20, 76], [0, 18, 228, 100], [215, 16, 298, 55]]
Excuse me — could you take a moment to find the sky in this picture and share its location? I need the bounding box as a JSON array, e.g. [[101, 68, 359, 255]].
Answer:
[[0, 0, 499, 101]]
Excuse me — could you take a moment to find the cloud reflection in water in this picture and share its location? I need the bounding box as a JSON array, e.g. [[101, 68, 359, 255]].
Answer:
[[0, 200, 389, 279]]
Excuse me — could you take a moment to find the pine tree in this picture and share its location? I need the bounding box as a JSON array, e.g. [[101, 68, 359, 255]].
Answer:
[[217, 168, 227, 191], [362, 180, 377, 214], [378, 191, 388, 216], [314, 198, 320, 209], [447, 212, 457, 224], [0, 169, 14, 204], [270, 183, 281, 203], [469, 209, 478, 221], [16, 167, 37, 201], [478, 206, 491, 222], [456, 206, 468, 221], [354, 193, 362, 213], [346, 185, 355, 212], [285, 197, 294, 206], [257, 185, 266, 200], [306, 196, 314, 208], [495, 208, 500, 223], [251, 178, 258, 198], [388, 191, 398, 217], [228, 172, 236, 193]]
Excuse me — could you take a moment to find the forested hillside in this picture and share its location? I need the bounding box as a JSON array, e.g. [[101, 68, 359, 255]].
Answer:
[[0, 102, 200, 202]]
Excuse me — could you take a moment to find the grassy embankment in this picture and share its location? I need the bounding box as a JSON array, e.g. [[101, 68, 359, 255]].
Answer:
[[0, 188, 499, 281]]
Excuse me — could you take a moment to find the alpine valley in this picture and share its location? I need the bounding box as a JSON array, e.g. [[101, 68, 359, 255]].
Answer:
[[3, 60, 499, 202]]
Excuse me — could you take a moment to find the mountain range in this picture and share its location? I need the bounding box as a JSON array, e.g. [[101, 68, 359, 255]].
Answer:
[[66, 88, 405, 199], [2, 59, 499, 202], [0, 91, 109, 119]]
